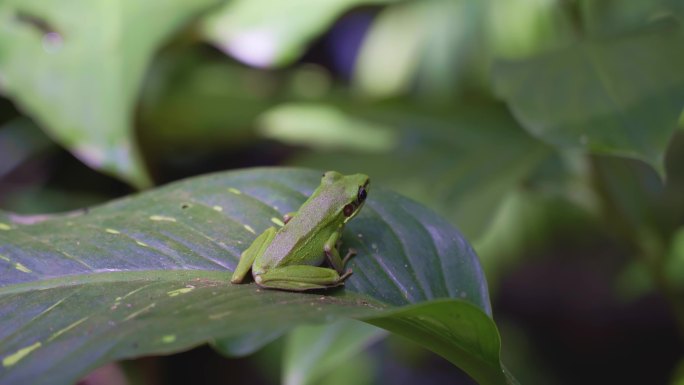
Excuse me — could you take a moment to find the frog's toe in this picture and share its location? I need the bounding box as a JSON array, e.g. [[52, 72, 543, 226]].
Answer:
[[339, 269, 353, 281]]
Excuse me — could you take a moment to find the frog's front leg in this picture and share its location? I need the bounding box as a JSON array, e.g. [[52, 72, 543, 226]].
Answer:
[[230, 227, 277, 284], [324, 230, 355, 275], [255, 265, 353, 291]]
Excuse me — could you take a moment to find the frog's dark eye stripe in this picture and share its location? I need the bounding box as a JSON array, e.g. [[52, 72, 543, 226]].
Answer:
[[343, 204, 355, 217]]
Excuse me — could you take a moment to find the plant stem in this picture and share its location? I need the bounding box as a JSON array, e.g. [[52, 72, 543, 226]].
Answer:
[[589, 157, 684, 339]]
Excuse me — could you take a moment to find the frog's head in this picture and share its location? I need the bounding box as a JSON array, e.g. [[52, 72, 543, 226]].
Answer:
[[322, 171, 370, 223]]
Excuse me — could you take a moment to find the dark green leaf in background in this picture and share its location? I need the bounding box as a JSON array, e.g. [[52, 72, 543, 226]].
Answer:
[[579, 0, 684, 36], [493, 23, 684, 177], [0, 168, 511, 385]]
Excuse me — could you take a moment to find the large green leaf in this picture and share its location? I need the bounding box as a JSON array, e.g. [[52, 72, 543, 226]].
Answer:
[[0, 0, 222, 188], [0, 168, 511, 385], [493, 23, 684, 177]]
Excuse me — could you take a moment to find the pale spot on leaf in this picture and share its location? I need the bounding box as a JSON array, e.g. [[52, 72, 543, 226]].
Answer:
[[48, 317, 89, 342], [167, 286, 195, 297], [124, 303, 156, 321], [15, 263, 32, 273], [2, 342, 41, 367], [0, 253, 30, 274], [162, 335, 176, 343], [244, 224, 256, 234], [228, 187, 242, 195], [150, 215, 176, 222], [208, 310, 232, 320]]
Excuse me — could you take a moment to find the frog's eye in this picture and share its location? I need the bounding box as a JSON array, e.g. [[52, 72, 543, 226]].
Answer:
[[357, 186, 367, 203], [343, 204, 355, 217]]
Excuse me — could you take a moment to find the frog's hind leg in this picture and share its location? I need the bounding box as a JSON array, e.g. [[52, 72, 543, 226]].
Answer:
[[254, 265, 352, 292]]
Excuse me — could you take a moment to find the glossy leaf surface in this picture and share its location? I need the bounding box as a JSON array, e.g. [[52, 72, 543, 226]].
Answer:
[[0, 168, 509, 385]]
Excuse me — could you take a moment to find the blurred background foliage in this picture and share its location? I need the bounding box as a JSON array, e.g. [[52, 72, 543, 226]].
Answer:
[[1, 0, 684, 384]]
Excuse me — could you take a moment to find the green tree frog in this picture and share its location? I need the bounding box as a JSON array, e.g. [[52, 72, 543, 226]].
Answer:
[[230, 171, 370, 291]]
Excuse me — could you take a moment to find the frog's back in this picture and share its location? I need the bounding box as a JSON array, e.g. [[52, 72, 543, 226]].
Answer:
[[260, 185, 347, 268]]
